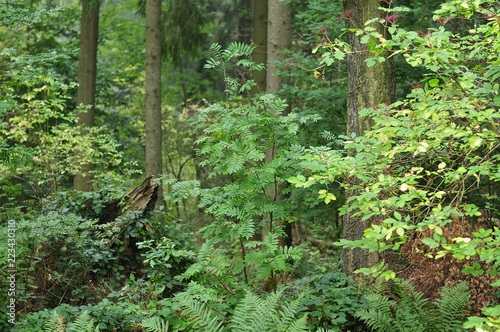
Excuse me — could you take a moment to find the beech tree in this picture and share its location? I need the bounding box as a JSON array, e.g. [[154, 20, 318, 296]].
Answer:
[[74, 0, 100, 191], [341, 0, 396, 274]]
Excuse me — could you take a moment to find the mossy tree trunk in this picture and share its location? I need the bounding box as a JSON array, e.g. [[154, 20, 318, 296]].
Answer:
[[74, 0, 100, 191], [342, 0, 396, 275]]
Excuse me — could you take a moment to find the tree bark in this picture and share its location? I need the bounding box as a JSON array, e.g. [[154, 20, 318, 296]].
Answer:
[[266, 0, 291, 94], [145, 0, 163, 204], [74, 0, 100, 191], [266, 0, 292, 248], [251, 0, 267, 96], [101, 175, 159, 224], [342, 0, 396, 275]]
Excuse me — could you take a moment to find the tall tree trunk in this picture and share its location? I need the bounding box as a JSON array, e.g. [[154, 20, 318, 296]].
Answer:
[[74, 0, 100, 191], [266, 0, 290, 94], [342, 0, 396, 275], [266, 0, 292, 248], [145, 0, 163, 204], [251, 0, 267, 96]]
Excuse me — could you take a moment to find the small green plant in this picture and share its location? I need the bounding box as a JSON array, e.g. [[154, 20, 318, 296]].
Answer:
[[137, 237, 195, 294], [139, 316, 170, 332], [463, 305, 500, 332], [43, 310, 99, 332], [180, 288, 308, 332], [355, 279, 470, 332], [298, 269, 368, 331]]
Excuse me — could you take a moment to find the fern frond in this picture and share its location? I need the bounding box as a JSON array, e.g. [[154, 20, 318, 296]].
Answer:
[[356, 308, 395, 332], [67, 311, 99, 332], [284, 313, 308, 332], [231, 290, 308, 332], [231, 291, 270, 332], [43, 311, 66, 332], [393, 279, 432, 330], [357, 279, 471, 332], [434, 282, 470, 332], [182, 299, 225, 332], [275, 291, 305, 329], [140, 316, 170, 332]]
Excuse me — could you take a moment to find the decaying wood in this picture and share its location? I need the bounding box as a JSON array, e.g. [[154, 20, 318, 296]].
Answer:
[[100, 175, 159, 223]]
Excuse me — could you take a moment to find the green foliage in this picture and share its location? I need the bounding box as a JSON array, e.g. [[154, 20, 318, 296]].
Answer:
[[43, 310, 99, 332], [167, 43, 320, 292], [205, 41, 264, 99], [19, 297, 185, 332], [1, 5, 123, 197], [8, 1, 498, 331], [289, 0, 500, 329], [297, 269, 367, 331], [139, 316, 170, 332], [162, 0, 207, 65], [356, 279, 470, 332], [137, 237, 195, 292], [290, 0, 500, 284], [463, 305, 500, 331], [180, 288, 308, 332], [0, 0, 64, 44]]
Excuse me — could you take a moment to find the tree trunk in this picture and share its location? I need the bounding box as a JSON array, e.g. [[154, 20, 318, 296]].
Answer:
[[74, 0, 100, 191], [251, 0, 267, 96], [342, 0, 396, 275], [145, 0, 163, 204], [266, 0, 291, 94], [266, 0, 292, 248]]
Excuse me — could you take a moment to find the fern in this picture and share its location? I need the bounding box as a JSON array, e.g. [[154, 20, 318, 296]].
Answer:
[[43, 311, 66, 332], [231, 290, 308, 332], [433, 282, 470, 332], [140, 316, 170, 332], [355, 279, 470, 332], [180, 288, 308, 332], [67, 311, 99, 332], [181, 299, 226, 332], [43, 310, 99, 332]]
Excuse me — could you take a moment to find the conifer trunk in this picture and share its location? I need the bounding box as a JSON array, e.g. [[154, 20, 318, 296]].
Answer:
[[74, 0, 100, 191], [145, 0, 163, 204], [266, 0, 292, 247], [251, 0, 267, 96], [342, 0, 396, 274]]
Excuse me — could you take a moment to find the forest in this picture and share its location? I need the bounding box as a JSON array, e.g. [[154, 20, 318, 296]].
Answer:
[[1, 0, 500, 331]]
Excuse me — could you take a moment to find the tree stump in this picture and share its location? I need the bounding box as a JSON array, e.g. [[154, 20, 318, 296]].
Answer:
[[100, 175, 159, 224]]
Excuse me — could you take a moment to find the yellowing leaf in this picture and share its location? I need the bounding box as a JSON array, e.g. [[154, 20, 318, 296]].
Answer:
[[380, 133, 388, 143]]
